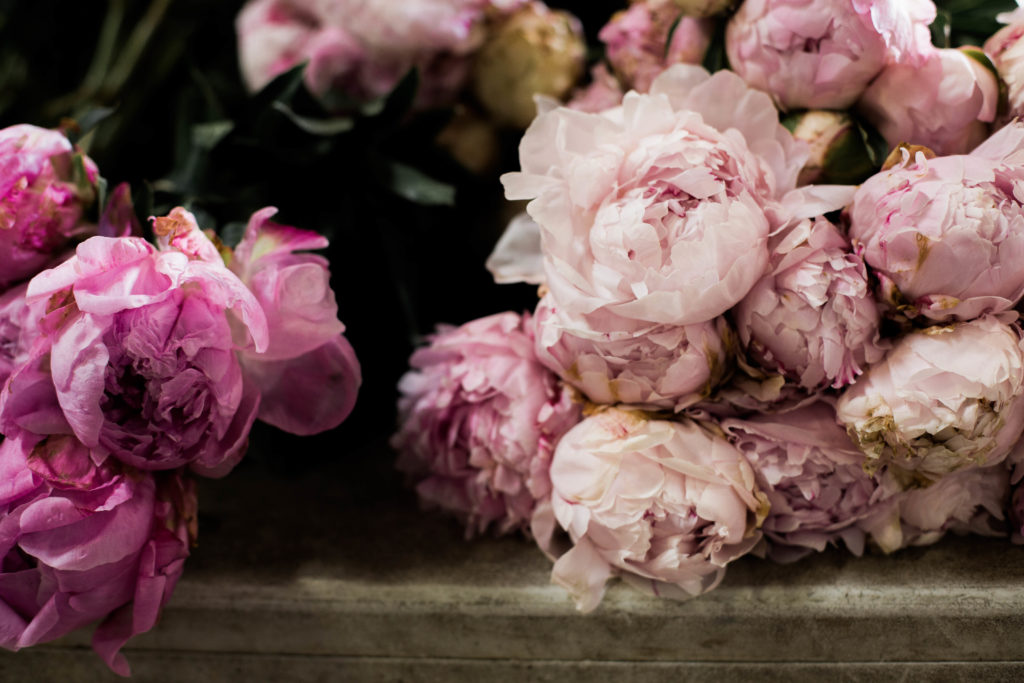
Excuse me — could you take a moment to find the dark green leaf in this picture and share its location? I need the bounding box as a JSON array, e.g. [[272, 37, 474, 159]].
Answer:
[[387, 162, 455, 206], [191, 120, 234, 150], [271, 101, 355, 136]]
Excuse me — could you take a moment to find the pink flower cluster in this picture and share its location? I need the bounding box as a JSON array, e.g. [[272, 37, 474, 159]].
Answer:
[[236, 0, 524, 108], [0, 125, 360, 673]]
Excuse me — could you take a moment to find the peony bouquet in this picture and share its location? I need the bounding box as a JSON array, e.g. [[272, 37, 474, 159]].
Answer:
[[395, 0, 1024, 612], [0, 125, 360, 673]]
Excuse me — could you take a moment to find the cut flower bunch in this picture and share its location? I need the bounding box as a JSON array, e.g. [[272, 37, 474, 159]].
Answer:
[[0, 125, 360, 674], [394, 0, 1024, 612]]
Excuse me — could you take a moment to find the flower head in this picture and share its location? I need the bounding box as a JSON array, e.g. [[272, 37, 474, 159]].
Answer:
[[549, 408, 767, 611], [0, 125, 99, 289], [392, 312, 581, 538]]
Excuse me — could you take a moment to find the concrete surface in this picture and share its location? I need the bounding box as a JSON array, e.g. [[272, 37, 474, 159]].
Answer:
[[1, 438, 1022, 681]]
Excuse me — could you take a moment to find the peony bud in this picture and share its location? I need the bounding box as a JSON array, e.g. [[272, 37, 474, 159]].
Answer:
[[785, 110, 887, 186], [472, 2, 586, 128]]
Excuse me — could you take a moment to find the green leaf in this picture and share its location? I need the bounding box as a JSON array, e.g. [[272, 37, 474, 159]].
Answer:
[[271, 101, 355, 136], [66, 106, 116, 144], [387, 162, 455, 206], [701, 20, 729, 74], [191, 120, 234, 150]]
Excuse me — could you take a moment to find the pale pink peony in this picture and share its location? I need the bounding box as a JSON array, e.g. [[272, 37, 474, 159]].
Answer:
[[566, 64, 625, 114], [392, 311, 582, 538], [0, 208, 269, 476], [859, 465, 1009, 552], [985, 22, 1024, 122], [549, 408, 767, 612], [0, 432, 193, 676], [836, 317, 1024, 488], [734, 213, 887, 390], [502, 64, 808, 329], [858, 47, 999, 156], [724, 402, 893, 562], [534, 294, 732, 411], [236, 0, 513, 108], [228, 208, 360, 435], [599, 2, 712, 93], [726, 0, 936, 110], [847, 124, 1024, 321], [0, 125, 99, 289]]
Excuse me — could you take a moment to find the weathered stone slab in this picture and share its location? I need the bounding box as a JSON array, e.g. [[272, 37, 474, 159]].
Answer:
[[2, 440, 1023, 679]]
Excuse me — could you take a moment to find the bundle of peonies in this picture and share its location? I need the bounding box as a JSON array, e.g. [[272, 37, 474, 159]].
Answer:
[[0, 126, 360, 674], [235, 0, 585, 123], [396, 0, 1024, 613]]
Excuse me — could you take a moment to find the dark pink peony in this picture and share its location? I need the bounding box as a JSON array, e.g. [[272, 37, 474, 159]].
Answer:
[[392, 311, 581, 538], [0, 125, 99, 290], [0, 208, 269, 476], [228, 208, 360, 435], [0, 432, 193, 676]]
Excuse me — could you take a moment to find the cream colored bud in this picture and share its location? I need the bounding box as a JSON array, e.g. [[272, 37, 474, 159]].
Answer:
[[472, 2, 586, 129]]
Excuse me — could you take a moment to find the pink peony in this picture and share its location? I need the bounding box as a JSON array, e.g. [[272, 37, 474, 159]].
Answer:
[[985, 22, 1024, 122], [858, 47, 999, 156], [734, 213, 887, 390], [549, 408, 767, 612], [859, 465, 1009, 552], [566, 64, 625, 114], [502, 64, 807, 329], [0, 432, 193, 676], [847, 124, 1024, 321], [0, 125, 99, 289], [599, 2, 712, 93], [724, 402, 893, 562], [228, 208, 360, 435], [0, 282, 30, 390], [534, 294, 732, 411], [0, 208, 269, 476], [726, 0, 936, 110], [392, 311, 581, 538], [836, 317, 1024, 488], [236, 0, 513, 108]]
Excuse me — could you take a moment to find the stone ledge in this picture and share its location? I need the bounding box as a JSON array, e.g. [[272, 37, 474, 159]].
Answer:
[[2, 439, 1023, 679]]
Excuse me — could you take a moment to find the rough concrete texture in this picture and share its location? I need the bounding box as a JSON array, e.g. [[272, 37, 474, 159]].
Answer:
[[2, 437, 1023, 680]]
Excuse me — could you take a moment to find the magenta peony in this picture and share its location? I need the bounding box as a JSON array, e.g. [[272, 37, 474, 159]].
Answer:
[[734, 213, 887, 390], [0, 432, 193, 676], [847, 123, 1024, 321], [726, 0, 935, 110], [836, 317, 1024, 488], [0, 125, 99, 290], [534, 294, 732, 411], [236, 0, 514, 108], [502, 64, 807, 329], [724, 402, 893, 562], [228, 208, 360, 435], [0, 282, 30, 389], [598, 2, 711, 93], [0, 208, 269, 476], [549, 408, 767, 612], [392, 311, 581, 538], [859, 465, 1009, 552], [858, 47, 999, 156]]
